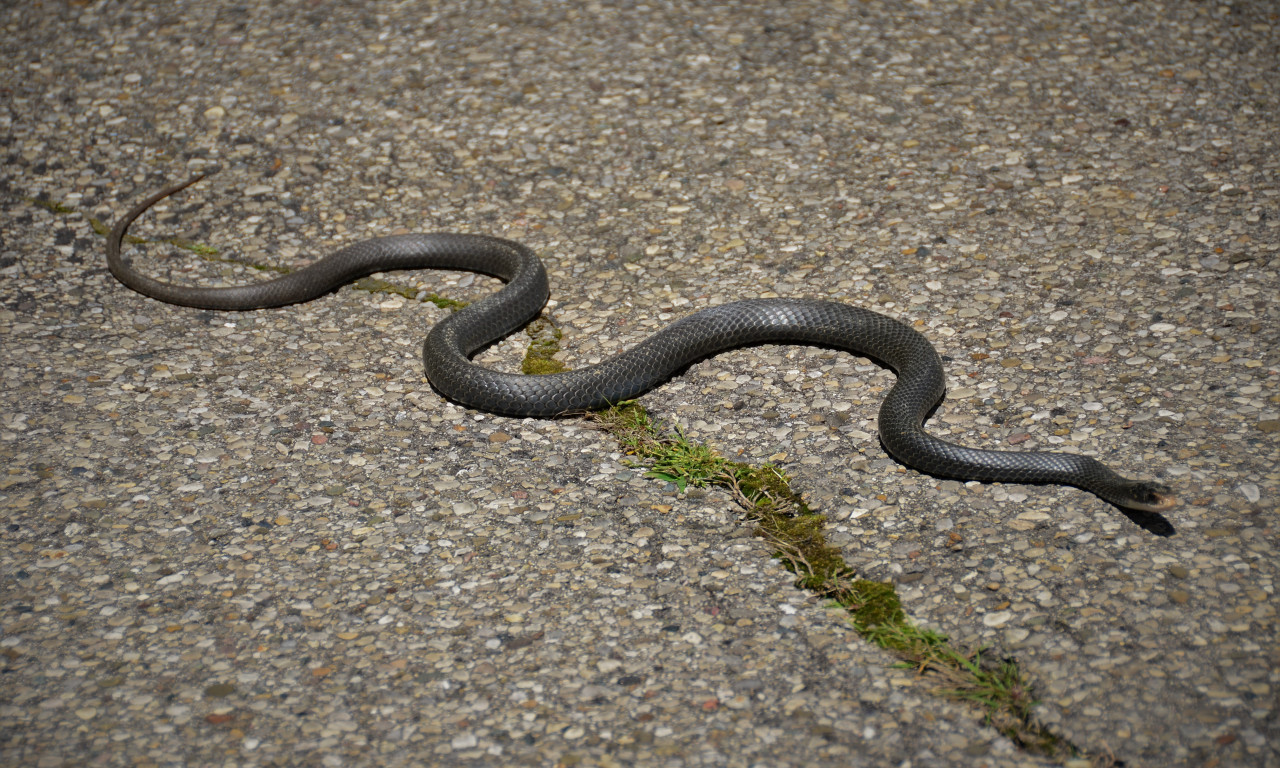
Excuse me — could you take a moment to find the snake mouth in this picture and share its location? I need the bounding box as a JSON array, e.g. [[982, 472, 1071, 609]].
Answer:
[[1120, 486, 1179, 513]]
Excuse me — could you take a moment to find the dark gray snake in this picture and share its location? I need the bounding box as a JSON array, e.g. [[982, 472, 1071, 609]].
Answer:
[[107, 175, 1176, 513]]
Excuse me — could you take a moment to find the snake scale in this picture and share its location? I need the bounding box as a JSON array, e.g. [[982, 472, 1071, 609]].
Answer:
[[106, 175, 1176, 513]]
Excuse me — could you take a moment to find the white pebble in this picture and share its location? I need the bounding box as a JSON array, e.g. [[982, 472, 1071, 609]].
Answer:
[[983, 610, 1013, 628]]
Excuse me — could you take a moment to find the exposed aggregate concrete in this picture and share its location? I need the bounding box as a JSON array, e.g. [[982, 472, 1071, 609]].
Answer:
[[1, 1, 1277, 766]]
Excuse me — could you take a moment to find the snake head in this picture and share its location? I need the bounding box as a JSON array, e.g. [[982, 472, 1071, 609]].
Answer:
[[1114, 480, 1179, 512]]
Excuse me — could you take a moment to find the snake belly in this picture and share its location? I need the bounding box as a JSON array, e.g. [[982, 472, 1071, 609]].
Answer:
[[106, 176, 1177, 513]]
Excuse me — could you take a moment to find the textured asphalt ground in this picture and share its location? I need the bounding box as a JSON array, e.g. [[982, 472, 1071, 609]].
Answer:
[[2, 1, 1277, 766]]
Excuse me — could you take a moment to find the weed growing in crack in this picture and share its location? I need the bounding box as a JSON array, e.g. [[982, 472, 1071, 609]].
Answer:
[[591, 401, 1089, 761]]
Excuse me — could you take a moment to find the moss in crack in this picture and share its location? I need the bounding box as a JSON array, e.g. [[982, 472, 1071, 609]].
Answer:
[[22, 192, 469, 305], [351, 277, 467, 310], [521, 317, 567, 375], [87, 215, 220, 257], [590, 401, 1088, 763], [842, 578, 905, 631], [22, 195, 75, 215]]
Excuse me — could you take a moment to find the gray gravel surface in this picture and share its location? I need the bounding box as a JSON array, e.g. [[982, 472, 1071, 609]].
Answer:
[[1, 1, 1277, 766]]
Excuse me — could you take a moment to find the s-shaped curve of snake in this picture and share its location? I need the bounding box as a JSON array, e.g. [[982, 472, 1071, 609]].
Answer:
[[106, 175, 1177, 513]]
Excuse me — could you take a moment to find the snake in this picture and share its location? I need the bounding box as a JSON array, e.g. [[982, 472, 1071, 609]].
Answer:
[[106, 175, 1177, 513]]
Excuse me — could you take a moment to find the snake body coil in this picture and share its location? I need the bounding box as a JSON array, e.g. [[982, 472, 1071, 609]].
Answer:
[[107, 176, 1176, 513]]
